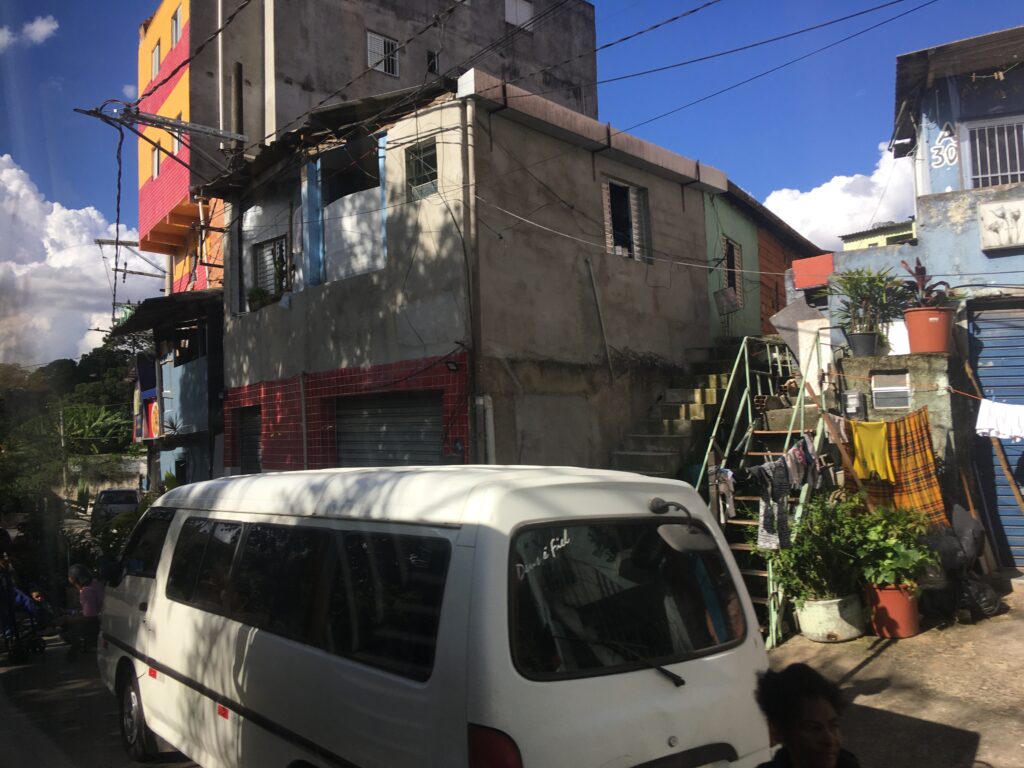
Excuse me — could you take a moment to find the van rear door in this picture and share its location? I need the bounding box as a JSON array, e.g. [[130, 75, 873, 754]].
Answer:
[[475, 511, 770, 767]]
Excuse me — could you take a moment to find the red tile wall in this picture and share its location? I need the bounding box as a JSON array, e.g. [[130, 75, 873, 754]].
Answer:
[[139, 144, 191, 240], [223, 352, 470, 472]]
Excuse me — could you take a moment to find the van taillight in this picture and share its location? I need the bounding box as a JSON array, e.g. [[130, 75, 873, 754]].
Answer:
[[468, 724, 522, 768]]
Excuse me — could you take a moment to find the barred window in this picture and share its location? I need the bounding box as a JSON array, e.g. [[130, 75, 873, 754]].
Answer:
[[367, 31, 399, 77], [722, 237, 743, 307], [252, 236, 289, 295], [966, 116, 1024, 188]]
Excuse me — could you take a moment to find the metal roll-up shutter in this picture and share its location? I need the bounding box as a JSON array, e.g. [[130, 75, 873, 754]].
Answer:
[[336, 392, 443, 467], [238, 407, 262, 475], [970, 304, 1024, 566]]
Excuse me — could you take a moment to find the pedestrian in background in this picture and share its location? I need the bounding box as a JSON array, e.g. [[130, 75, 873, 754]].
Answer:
[[754, 663, 860, 768], [61, 563, 104, 660]]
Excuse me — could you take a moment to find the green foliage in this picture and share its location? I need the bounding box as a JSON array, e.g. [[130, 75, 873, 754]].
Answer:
[[163, 471, 180, 490], [855, 506, 935, 588], [758, 496, 866, 604], [900, 257, 953, 308], [829, 268, 910, 334]]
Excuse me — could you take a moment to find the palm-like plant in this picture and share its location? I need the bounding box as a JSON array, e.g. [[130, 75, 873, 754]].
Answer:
[[829, 268, 909, 334]]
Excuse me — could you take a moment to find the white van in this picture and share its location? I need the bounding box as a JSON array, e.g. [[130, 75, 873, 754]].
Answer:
[[98, 466, 772, 768]]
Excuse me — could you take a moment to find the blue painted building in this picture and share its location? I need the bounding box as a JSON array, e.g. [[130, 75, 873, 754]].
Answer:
[[834, 26, 1024, 567]]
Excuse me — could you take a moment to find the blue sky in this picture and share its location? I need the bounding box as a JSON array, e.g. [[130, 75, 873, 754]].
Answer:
[[1, 0, 1023, 363]]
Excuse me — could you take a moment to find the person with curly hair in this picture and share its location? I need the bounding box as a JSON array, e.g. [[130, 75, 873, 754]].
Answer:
[[755, 663, 860, 768]]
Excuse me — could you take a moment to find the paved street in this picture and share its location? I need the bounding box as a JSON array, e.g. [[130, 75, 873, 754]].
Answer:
[[0, 641, 194, 768], [2, 583, 1021, 768], [770, 579, 1024, 768]]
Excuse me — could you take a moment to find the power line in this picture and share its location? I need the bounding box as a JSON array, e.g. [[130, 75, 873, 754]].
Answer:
[[503, 0, 914, 100], [622, 0, 941, 135]]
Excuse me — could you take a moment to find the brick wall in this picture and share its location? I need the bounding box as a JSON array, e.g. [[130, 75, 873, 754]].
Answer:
[[223, 352, 470, 472], [758, 227, 800, 334]]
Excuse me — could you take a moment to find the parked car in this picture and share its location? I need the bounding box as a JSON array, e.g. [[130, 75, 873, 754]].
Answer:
[[89, 489, 141, 534], [98, 466, 771, 768]]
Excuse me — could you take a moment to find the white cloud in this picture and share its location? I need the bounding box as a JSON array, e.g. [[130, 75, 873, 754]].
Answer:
[[122, 84, 138, 99], [0, 15, 59, 53], [0, 154, 162, 365], [763, 143, 915, 252], [20, 15, 58, 45]]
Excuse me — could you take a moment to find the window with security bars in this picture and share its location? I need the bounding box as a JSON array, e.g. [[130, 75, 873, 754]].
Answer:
[[602, 180, 651, 264], [367, 31, 399, 77], [407, 140, 438, 200], [252, 236, 289, 296], [966, 117, 1024, 188], [722, 237, 743, 307]]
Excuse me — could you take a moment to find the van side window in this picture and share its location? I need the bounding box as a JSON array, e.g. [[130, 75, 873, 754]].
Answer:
[[121, 508, 175, 578], [329, 532, 451, 682], [233, 524, 332, 645], [167, 519, 244, 614], [192, 523, 243, 613]]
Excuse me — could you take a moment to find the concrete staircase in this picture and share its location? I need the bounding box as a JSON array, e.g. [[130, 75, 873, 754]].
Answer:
[[610, 370, 731, 478]]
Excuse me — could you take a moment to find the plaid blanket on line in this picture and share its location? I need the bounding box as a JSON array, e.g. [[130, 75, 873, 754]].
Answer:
[[851, 407, 948, 525]]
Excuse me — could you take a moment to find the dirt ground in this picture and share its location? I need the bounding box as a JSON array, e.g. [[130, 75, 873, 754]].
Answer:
[[768, 575, 1024, 768]]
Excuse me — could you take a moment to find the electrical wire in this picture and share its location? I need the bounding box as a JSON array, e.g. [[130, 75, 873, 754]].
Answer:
[[501, 0, 914, 100]]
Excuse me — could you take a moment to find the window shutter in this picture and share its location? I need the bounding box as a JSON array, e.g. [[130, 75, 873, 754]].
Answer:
[[601, 181, 614, 254], [629, 187, 650, 263], [722, 237, 744, 307]]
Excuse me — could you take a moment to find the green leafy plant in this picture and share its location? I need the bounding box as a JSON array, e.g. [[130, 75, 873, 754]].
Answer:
[[855, 506, 935, 588], [829, 268, 909, 334], [246, 286, 276, 311], [757, 495, 867, 605], [900, 257, 953, 308]]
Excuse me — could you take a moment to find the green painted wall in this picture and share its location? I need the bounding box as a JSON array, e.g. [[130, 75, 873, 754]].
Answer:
[[704, 193, 761, 339]]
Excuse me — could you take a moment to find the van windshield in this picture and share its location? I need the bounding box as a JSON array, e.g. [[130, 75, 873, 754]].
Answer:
[[510, 519, 746, 680]]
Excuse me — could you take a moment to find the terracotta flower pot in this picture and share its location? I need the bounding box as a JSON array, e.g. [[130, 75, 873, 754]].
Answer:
[[904, 306, 954, 354], [867, 584, 920, 639]]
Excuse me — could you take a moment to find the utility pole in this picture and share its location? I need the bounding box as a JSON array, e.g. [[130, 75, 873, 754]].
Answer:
[[58, 406, 68, 495]]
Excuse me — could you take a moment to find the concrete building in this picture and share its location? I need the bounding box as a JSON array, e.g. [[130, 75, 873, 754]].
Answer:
[[839, 219, 917, 251], [126, 0, 598, 486], [204, 70, 818, 476], [828, 25, 1024, 567]]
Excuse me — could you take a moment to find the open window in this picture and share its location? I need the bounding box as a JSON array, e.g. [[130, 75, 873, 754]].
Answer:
[[407, 139, 438, 200], [602, 180, 651, 263]]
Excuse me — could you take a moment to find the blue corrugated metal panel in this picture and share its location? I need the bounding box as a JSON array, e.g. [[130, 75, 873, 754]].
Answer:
[[970, 305, 1024, 566]]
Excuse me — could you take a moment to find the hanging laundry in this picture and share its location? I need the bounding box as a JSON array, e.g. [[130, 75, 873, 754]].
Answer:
[[976, 398, 1024, 443], [825, 414, 849, 445], [784, 447, 803, 486], [749, 460, 792, 550], [845, 407, 948, 526], [851, 420, 895, 482], [714, 468, 737, 522]]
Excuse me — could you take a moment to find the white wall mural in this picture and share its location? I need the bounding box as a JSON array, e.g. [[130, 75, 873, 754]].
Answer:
[[979, 200, 1024, 250]]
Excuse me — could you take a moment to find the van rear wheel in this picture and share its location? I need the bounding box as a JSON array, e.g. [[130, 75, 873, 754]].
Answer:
[[120, 674, 158, 761]]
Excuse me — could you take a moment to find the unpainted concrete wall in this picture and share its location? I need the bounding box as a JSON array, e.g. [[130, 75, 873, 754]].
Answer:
[[472, 108, 707, 465], [223, 98, 469, 387], [838, 352, 974, 502]]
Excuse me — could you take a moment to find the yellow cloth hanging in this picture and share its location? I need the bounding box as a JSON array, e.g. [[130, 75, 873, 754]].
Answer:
[[851, 420, 895, 482]]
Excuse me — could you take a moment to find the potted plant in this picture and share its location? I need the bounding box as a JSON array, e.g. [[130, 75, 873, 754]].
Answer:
[[759, 496, 867, 642], [855, 506, 935, 639], [246, 286, 276, 311], [829, 268, 909, 356], [901, 257, 956, 353]]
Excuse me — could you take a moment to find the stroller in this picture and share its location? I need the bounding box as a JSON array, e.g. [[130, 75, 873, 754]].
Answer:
[[920, 504, 1003, 622]]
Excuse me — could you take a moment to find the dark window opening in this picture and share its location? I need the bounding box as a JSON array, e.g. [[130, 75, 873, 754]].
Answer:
[[321, 132, 380, 205], [407, 140, 438, 200], [238, 406, 262, 474], [427, 50, 440, 75], [252, 236, 290, 297], [609, 182, 633, 254]]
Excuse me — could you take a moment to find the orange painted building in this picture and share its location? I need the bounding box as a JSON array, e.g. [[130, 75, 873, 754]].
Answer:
[[137, 0, 222, 293]]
